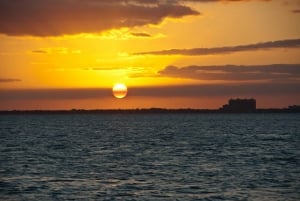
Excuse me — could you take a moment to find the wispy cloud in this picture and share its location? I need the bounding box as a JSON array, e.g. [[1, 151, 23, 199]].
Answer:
[[135, 39, 300, 56], [291, 9, 300, 13], [131, 32, 152, 37], [31, 48, 81, 54], [0, 78, 21, 83], [159, 64, 300, 82], [0, 0, 199, 37], [31, 50, 48, 54]]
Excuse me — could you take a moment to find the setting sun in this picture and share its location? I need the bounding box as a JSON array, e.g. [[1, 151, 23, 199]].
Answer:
[[112, 83, 128, 99]]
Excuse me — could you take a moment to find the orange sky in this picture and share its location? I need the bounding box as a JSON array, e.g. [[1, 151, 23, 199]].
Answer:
[[0, 0, 299, 110]]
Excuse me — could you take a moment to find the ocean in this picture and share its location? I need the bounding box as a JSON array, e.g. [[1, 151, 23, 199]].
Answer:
[[0, 113, 299, 200]]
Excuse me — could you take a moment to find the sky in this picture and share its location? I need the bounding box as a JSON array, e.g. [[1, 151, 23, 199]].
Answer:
[[0, 0, 299, 110]]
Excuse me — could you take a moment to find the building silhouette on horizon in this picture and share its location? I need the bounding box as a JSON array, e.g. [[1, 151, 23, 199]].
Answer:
[[220, 98, 256, 112]]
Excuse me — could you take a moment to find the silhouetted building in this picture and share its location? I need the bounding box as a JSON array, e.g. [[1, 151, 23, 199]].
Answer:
[[288, 105, 300, 112], [220, 98, 256, 112]]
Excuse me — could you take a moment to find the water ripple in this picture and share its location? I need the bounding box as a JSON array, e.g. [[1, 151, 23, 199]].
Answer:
[[0, 114, 299, 200]]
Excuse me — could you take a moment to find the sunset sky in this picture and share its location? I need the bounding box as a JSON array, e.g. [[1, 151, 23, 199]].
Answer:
[[0, 0, 299, 110]]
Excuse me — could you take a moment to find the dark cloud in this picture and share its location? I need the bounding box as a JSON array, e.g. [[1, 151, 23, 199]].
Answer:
[[32, 50, 47, 54], [180, 0, 270, 2], [131, 32, 152, 37], [0, 0, 199, 36], [0, 78, 21, 83], [0, 88, 109, 100], [0, 82, 298, 101], [159, 64, 300, 81], [135, 39, 300, 55], [291, 9, 300, 13], [129, 83, 299, 97]]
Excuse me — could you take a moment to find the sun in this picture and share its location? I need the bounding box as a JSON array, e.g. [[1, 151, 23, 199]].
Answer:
[[112, 83, 128, 99]]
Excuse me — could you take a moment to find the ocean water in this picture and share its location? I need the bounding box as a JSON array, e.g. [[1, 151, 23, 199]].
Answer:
[[0, 113, 299, 201]]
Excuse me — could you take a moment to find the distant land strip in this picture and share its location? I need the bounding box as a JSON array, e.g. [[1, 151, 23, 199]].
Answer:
[[0, 108, 300, 114]]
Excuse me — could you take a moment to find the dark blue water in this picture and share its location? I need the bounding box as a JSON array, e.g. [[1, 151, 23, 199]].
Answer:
[[0, 114, 299, 200]]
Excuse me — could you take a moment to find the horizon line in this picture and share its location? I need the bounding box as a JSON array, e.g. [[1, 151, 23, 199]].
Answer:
[[1, 106, 299, 113]]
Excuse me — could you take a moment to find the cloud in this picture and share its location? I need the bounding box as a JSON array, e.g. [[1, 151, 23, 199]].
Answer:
[[135, 39, 300, 55], [181, 0, 270, 1], [291, 9, 300, 13], [0, 82, 298, 101], [32, 50, 47, 54], [159, 64, 300, 81], [0, 0, 199, 36], [0, 78, 21, 83], [131, 32, 152, 37], [129, 83, 299, 97], [0, 88, 108, 100], [31, 47, 81, 54]]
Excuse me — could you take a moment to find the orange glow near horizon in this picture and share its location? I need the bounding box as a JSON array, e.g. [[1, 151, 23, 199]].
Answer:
[[0, 0, 299, 109]]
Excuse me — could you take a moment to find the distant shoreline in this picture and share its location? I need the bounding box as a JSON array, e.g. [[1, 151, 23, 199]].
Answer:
[[0, 108, 299, 114]]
